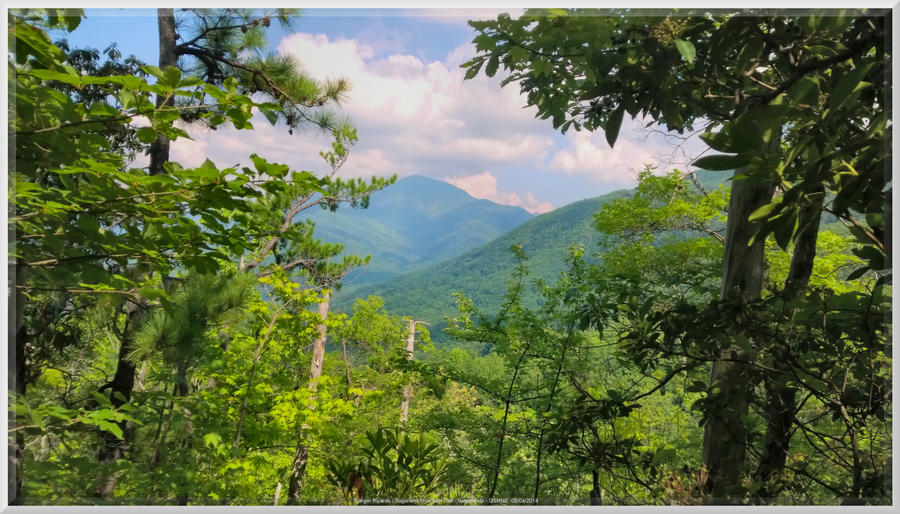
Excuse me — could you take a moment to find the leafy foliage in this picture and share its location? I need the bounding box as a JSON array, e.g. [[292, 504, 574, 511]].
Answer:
[[9, 8, 890, 507]]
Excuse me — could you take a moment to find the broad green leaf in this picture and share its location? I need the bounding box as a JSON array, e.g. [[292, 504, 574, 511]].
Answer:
[[260, 107, 279, 126], [508, 46, 529, 66], [485, 54, 500, 77], [92, 419, 123, 439], [829, 60, 876, 112], [700, 129, 733, 153], [26, 69, 82, 87], [748, 202, 778, 221], [463, 58, 484, 80], [693, 154, 749, 171], [732, 333, 753, 355], [789, 76, 820, 106], [605, 106, 625, 148], [674, 39, 696, 64], [136, 127, 157, 143], [142, 65, 165, 81]]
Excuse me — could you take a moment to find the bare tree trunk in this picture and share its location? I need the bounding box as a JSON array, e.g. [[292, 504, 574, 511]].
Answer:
[[701, 172, 775, 503], [9, 263, 28, 504], [287, 291, 330, 505], [753, 189, 823, 502], [149, 8, 177, 175], [399, 320, 416, 425]]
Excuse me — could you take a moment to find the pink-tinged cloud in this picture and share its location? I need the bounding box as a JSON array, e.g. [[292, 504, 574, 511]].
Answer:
[[446, 172, 553, 214], [275, 34, 554, 174], [549, 129, 659, 186], [124, 29, 704, 210]]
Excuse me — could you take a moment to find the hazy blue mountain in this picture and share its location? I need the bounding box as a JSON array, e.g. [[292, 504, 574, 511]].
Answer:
[[304, 175, 533, 287]]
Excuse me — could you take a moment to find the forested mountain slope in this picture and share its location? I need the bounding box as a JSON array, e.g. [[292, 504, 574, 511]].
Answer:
[[305, 175, 533, 286], [334, 169, 828, 345], [334, 187, 632, 342]]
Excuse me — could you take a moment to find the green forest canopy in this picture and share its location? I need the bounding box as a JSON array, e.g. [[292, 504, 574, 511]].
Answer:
[[8, 8, 890, 506]]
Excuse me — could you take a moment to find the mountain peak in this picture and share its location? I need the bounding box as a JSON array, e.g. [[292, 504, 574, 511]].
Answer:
[[304, 173, 534, 288]]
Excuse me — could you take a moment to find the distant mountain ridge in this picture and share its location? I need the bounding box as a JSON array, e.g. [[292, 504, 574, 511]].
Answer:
[[304, 175, 534, 287], [332, 187, 633, 343], [331, 170, 742, 345]]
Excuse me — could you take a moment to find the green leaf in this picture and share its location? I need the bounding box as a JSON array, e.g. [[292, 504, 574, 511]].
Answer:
[[203, 432, 223, 448], [865, 211, 884, 230], [700, 129, 733, 153], [508, 46, 528, 66], [789, 76, 820, 106], [260, 107, 279, 126], [674, 39, 696, 64], [692, 154, 749, 171], [485, 54, 500, 77], [748, 202, 778, 222], [772, 209, 797, 250], [532, 59, 552, 77], [25, 69, 82, 87], [93, 420, 123, 439], [845, 266, 870, 281], [732, 104, 790, 149], [462, 58, 484, 80], [142, 65, 165, 81], [685, 380, 707, 393], [177, 76, 203, 88], [136, 126, 157, 143], [137, 285, 167, 301], [829, 60, 876, 112], [163, 66, 182, 87], [605, 106, 625, 148], [732, 333, 753, 355], [660, 101, 683, 130]]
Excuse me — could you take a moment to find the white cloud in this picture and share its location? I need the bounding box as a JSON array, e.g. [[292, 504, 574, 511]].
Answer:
[[162, 113, 340, 175], [446, 171, 553, 214], [269, 33, 558, 184], [549, 129, 659, 185], [150, 29, 700, 208]]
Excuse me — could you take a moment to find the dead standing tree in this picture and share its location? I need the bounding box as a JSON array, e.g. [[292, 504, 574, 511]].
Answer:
[[399, 319, 428, 425]]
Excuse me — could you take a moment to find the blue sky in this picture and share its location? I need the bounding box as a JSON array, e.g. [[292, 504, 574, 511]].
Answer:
[[57, 8, 708, 213]]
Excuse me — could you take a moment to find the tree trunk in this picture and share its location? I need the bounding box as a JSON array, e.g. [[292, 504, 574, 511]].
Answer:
[[783, 191, 823, 297], [9, 263, 28, 504], [308, 292, 329, 386], [96, 297, 148, 499], [149, 8, 177, 175], [589, 469, 603, 505], [399, 320, 416, 425], [286, 290, 330, 505], [98, 9, 177, 497], [701, 172, 775, 503], [753, 189, 823, 502]]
